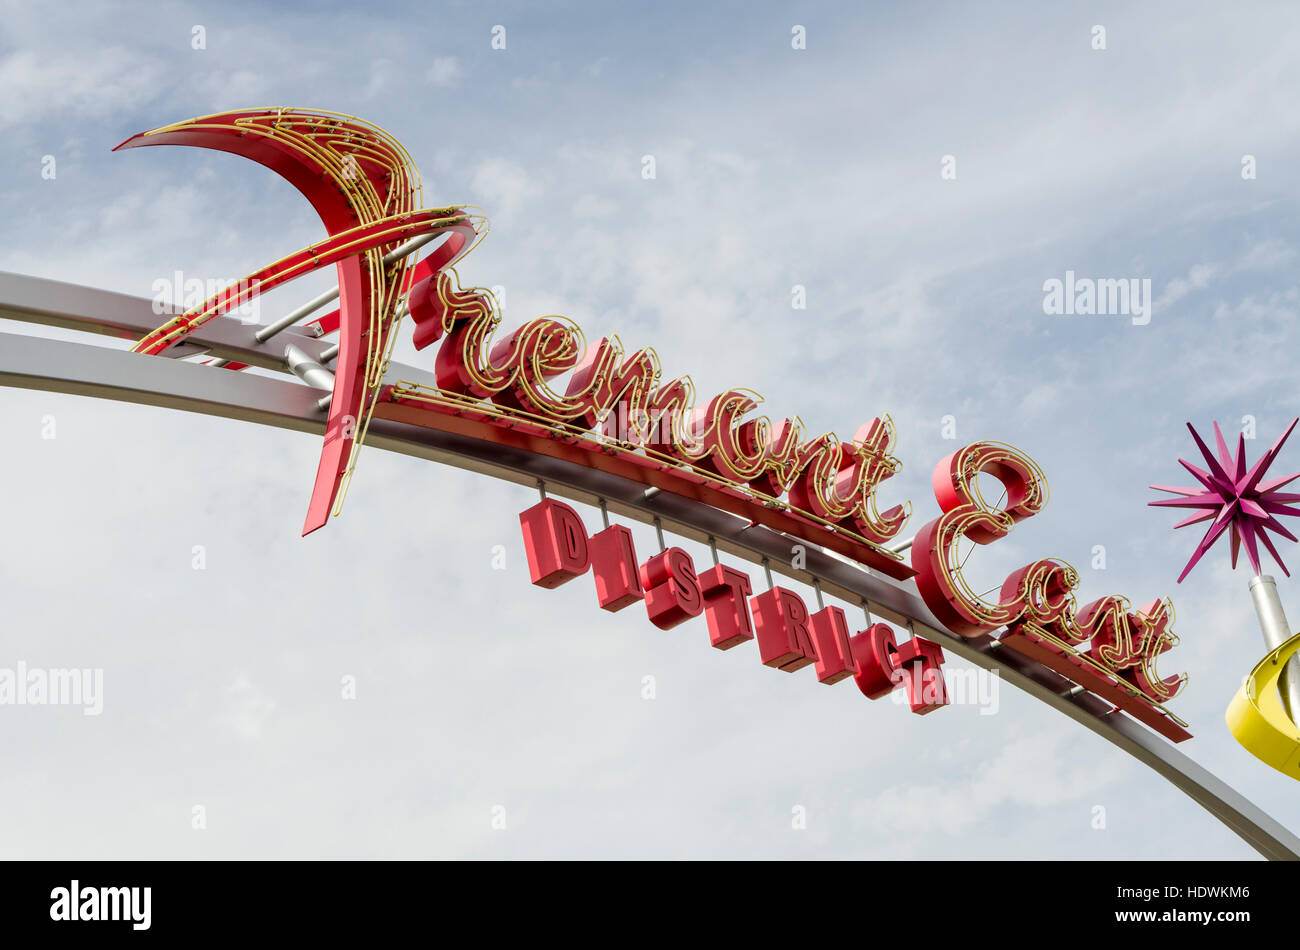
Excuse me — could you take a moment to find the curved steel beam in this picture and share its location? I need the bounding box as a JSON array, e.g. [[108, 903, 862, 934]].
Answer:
[[1, 276, 1298, 859]]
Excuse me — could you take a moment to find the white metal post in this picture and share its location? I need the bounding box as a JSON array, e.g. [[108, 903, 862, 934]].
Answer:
[[1248, 574, 1300, 722]]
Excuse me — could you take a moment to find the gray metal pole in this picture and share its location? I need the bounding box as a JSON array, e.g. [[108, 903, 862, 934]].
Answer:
[[885, 534, 914, 555], [1248, 574, 1300, 722], [254, 286, 339, 342], [283, 344, 336, 393], [252, 234, 436, 343]]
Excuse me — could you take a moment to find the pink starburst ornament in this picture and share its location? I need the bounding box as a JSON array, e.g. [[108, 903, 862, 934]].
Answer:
[[1151, 418, 1300, 583]]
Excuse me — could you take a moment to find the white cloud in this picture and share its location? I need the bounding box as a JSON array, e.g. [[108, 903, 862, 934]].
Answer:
[[470, 157, 538, 219], [853, 729, 1126, 839], [571, 193, 616, 218], [219, 675, 277, 741], [0, 48, 163, 128], [1155, 262, 1219, 314], [2, 0, 1299, 860], [425, 56, 462, 88]]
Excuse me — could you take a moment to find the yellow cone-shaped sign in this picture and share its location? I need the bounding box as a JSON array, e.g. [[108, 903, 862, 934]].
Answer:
[[1227, 629, 1300, 778]]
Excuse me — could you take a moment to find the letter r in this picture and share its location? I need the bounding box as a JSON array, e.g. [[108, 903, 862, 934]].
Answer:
[[750, 587, 817, 671]]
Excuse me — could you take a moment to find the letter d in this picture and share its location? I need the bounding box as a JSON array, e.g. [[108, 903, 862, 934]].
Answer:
[[519, 499, 590, 588]]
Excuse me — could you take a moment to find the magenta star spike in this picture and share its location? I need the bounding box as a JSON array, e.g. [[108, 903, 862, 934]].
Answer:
[[1151, 419, 1300, 582]]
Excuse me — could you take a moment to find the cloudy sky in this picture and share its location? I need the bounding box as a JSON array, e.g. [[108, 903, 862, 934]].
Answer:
[[3, 0, 1300, 858]]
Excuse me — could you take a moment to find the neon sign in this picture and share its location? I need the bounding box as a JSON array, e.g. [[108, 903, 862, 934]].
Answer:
[[910, 442, 1187, 740], [518, 497, 950, 714], [114, 107, 1191, 741]]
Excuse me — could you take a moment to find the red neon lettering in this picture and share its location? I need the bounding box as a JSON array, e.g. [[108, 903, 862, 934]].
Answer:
[[641, 547, 703, 629], [808, 606, 856, 684], [519, 499, 590, 588], [699, 564, 754, 649], [750, 587, 817, 671], [893, 636, 950, 714], [589, 524, 645, 611], [851, 623, 900, 699], [911, 442, 1050, 637]]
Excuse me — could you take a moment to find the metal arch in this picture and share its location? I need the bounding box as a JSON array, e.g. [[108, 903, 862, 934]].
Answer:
[[1, 272, 1298, 860]]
